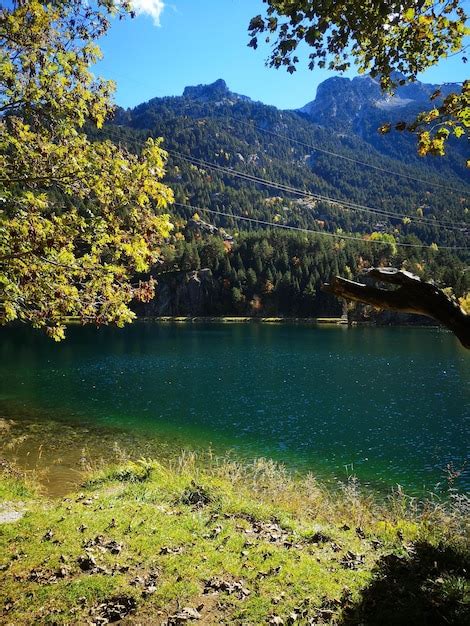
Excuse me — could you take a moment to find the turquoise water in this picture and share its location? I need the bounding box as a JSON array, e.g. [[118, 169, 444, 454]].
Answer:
[[0, 323, 468, 493]]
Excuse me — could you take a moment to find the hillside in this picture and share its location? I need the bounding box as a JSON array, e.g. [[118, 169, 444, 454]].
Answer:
[[101, 77, 469, 244], [90, 77, 469, 318], [297, 74, 468, 179]]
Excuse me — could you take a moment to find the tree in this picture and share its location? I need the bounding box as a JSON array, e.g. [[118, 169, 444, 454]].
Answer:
[[248, 0, 469, 162], [0, 0, 173, 340], [249, 1, 469, 344]]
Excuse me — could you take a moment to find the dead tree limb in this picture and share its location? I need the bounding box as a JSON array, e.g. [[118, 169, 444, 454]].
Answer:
[[323, 268, 470, 349]]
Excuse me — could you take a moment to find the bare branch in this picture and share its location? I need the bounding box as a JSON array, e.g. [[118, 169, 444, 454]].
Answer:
[[323, 268, 470, 349]]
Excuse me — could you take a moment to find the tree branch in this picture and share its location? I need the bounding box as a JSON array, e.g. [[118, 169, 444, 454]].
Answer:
[[323, 268, 470, 349]]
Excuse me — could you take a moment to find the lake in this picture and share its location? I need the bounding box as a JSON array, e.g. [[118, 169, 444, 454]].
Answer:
[[0, 323, 468, 496]]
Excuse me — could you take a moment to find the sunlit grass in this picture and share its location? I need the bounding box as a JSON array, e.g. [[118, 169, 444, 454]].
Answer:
[[1, 455, 468, 624]]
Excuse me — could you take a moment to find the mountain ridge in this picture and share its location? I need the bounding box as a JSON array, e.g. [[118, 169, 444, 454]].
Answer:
[[297, 74, 460, 119], [95, 75, 470, 318], [114, 74, 467, 183]]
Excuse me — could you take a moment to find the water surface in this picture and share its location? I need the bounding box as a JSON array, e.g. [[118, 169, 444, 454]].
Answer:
[[1, 323, 468, 495]]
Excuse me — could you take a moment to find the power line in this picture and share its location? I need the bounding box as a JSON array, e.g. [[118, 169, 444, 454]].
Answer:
[[96, 62, 468, 194], [167, 149, 469, 231], [223, 117, 470, 196], [174, 202, 469, 251], [96, 126, 470, 237], [99, 125, 468, 230]]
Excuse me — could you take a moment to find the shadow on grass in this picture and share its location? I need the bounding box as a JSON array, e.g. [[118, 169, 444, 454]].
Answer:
[[341, 542, 469, 625]]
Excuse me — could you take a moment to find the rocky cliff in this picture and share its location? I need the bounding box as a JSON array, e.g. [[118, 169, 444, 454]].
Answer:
[[135, 269, 215, 317]]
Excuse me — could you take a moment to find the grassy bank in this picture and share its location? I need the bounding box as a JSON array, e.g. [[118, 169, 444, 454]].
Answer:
[[0, 456, 468, 625]]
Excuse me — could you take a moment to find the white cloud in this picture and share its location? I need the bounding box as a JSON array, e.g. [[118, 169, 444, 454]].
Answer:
[[130, 0, 165, 26]]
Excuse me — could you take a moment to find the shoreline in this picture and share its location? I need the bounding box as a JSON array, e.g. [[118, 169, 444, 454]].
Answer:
[[139, 315, 348, 324], [55, 315, 443, 330]]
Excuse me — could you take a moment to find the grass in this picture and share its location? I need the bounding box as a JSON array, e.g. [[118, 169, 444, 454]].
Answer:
[[0, 454, 468, 625], [0, 460, 38, 502]]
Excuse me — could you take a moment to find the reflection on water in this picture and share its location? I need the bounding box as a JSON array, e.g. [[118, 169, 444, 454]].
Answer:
[[0, 323, 469, 497]]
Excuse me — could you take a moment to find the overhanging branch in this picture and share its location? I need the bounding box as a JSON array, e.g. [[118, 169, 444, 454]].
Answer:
[[323, 268, 470, 349]]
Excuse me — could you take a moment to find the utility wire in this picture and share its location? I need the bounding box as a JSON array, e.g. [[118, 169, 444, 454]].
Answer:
[[174, 202, 469, 251], [168, 149, 469, 231], [97, 64, 469, 194], [100, 125, 468, 230], [222, 117, 470, 195], [93, 129, 467, 240]]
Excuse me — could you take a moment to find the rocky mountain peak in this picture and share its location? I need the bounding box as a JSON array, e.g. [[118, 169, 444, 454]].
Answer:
[[183, 79, 230, 100], [298, 74, 460, 126], [182, 79, 251, 103]]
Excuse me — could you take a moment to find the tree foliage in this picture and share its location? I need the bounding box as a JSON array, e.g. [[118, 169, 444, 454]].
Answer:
[[0, 0, 173, 339], [146, 229, 469, 318], [248, 0, 469, 161]]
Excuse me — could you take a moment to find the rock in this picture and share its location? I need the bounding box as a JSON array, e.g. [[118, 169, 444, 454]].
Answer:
[[137, 269, 216, 317], [42, 529, 53, 541], [0, 507, 24, 524], [297, 74, 458, 133]]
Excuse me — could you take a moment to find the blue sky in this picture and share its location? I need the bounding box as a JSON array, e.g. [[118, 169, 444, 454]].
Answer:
[[95, 0, 469, 110]]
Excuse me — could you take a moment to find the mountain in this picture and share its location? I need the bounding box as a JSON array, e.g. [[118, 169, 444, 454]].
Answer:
[[296, 75, 466, 173], [298, 74, 458, 121], [182, 78, 252, 103], [107, 77, 469, 244], [90, 77, 469, 317]]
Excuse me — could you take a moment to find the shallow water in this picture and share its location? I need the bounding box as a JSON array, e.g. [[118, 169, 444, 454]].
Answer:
[[0, 323, 468, 496]]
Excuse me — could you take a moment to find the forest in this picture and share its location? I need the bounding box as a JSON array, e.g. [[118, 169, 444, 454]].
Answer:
[[88, 82, 470, 318]]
